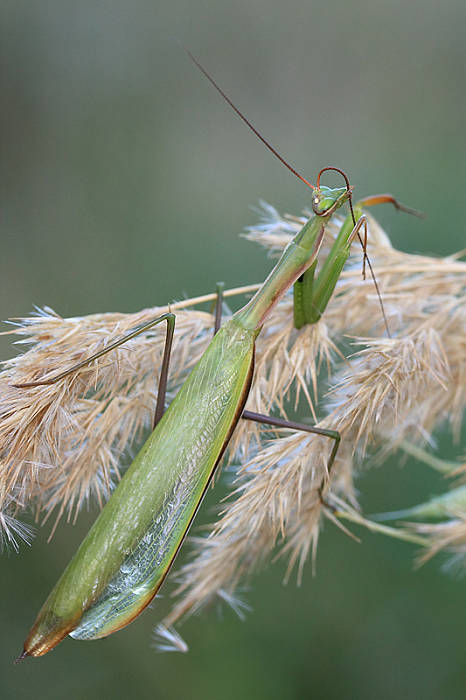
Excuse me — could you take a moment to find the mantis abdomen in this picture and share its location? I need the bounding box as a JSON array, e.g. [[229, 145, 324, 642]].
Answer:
[[24, 319, 256, 655]]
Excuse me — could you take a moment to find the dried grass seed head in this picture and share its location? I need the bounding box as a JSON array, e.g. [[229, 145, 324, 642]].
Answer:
[[0, 204, 464, 636]]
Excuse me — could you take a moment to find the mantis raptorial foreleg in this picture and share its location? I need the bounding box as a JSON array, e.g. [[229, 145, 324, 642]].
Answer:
[[294, 193, 424, 331]]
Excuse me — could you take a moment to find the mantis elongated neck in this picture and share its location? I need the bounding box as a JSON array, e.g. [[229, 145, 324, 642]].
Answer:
[[234, 212, 327, 331]]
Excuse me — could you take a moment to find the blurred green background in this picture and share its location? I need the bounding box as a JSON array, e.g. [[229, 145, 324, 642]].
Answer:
[[1, 1, 465, 699]]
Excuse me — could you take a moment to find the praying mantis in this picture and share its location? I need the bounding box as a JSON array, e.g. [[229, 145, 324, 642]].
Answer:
[[15, 55, 421, 659]]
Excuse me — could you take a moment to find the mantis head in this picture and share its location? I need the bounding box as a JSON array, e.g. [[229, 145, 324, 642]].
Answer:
[[311, 185, 352, 217], [311, 167, 354, 218]]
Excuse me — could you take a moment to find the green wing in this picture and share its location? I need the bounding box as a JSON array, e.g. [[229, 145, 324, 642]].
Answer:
[[24, 319, 256, 655]]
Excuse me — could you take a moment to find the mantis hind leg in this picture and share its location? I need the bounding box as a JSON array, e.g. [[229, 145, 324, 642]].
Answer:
[[13, 313, 176, 429], [212, 282, 225, 335], [241, 410, 340, 495]]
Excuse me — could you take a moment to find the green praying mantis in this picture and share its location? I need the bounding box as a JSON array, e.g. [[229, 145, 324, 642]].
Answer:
[[15, 54, 422, 659]]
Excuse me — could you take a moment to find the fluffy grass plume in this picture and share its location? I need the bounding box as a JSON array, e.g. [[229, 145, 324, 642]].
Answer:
[[1, 207, 464, 646]]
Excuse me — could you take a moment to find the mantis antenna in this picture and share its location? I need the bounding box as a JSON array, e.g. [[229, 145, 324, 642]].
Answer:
[[186, 50, 393, 336], [185, 48, 316, 192]]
